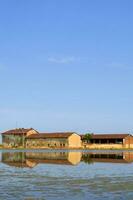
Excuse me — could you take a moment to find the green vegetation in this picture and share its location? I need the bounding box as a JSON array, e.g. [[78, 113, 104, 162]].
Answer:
[[82, 133, 93, 143], [82, 154, 94, 164]]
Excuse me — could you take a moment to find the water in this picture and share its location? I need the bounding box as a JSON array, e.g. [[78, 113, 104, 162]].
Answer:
[[0, 150, 133, 200]]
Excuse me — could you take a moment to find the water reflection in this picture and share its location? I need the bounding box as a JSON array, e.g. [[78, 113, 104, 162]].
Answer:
[[2, 151, 133, 168], [82, 151, 133, 164], [2, 151, 82, 168]]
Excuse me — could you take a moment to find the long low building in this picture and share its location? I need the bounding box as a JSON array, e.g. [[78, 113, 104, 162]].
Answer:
[[1, 128, 82, 148], [1, 128, 133, 149], [81, 134, 133, 149], [26, 132, 82, 148]]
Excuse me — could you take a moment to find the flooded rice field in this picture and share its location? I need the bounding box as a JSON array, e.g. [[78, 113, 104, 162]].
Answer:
[[0, 150, 133, 200]]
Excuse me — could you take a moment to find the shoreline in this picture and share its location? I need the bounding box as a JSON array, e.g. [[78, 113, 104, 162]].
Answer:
[[1, 147, 133, 151]]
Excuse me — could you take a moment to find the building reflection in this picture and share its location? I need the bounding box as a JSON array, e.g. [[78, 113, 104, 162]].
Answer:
[[2, 151, 82, 168], [2, 152, 37, 168], [25, 151, 82, 166], [2, 151, 133, 168], [82, 152, 133, 164]]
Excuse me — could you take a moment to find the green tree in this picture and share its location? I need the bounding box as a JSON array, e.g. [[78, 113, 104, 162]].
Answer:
[[82, 133, 93, 143]]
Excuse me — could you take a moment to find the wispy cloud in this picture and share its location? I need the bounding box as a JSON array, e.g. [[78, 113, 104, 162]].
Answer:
[[107, 62, 133, 70], [48, 56, 81, 64]]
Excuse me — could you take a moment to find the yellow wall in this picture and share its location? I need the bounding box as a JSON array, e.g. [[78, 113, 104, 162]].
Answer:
[[84, 143, 123, 149], [68, 134, 81, 148], [68, 152, 82, 165]]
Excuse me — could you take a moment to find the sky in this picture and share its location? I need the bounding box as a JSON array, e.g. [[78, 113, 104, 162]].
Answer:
[[0, 0, 133, 135]]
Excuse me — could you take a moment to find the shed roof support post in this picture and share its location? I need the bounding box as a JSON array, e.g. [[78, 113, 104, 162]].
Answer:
[[123, 138, 125, 144]]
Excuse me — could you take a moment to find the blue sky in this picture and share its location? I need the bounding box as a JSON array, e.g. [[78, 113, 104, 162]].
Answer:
[[0, 0, 133, 134]]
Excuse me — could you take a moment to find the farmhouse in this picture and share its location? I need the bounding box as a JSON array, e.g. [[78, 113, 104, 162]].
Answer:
[[26, 132, 81, 148], [2, 128, 38, 148], [81, 134, 133, 149], [2, 128, 133, 149]]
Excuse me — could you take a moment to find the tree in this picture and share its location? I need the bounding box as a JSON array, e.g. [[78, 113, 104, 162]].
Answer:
[[82, 133, 93, 143]]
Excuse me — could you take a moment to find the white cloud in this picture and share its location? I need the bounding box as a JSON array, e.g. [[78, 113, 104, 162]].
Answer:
[[48, 56, 81, 64]]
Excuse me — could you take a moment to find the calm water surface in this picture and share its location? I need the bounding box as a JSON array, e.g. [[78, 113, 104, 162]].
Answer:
[[0, 150, 133, 200]]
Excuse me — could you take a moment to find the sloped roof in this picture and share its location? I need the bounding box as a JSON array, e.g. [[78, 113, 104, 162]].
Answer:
[[1, 128, 35, 135], [81, 134, 131, 139], [26, 132, 76, 139]]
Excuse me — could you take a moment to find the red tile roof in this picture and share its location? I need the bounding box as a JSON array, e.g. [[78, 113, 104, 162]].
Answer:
[[1, 128, 35, 135], [81, 134, 131, 139], [26, 132, 76, 139]]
